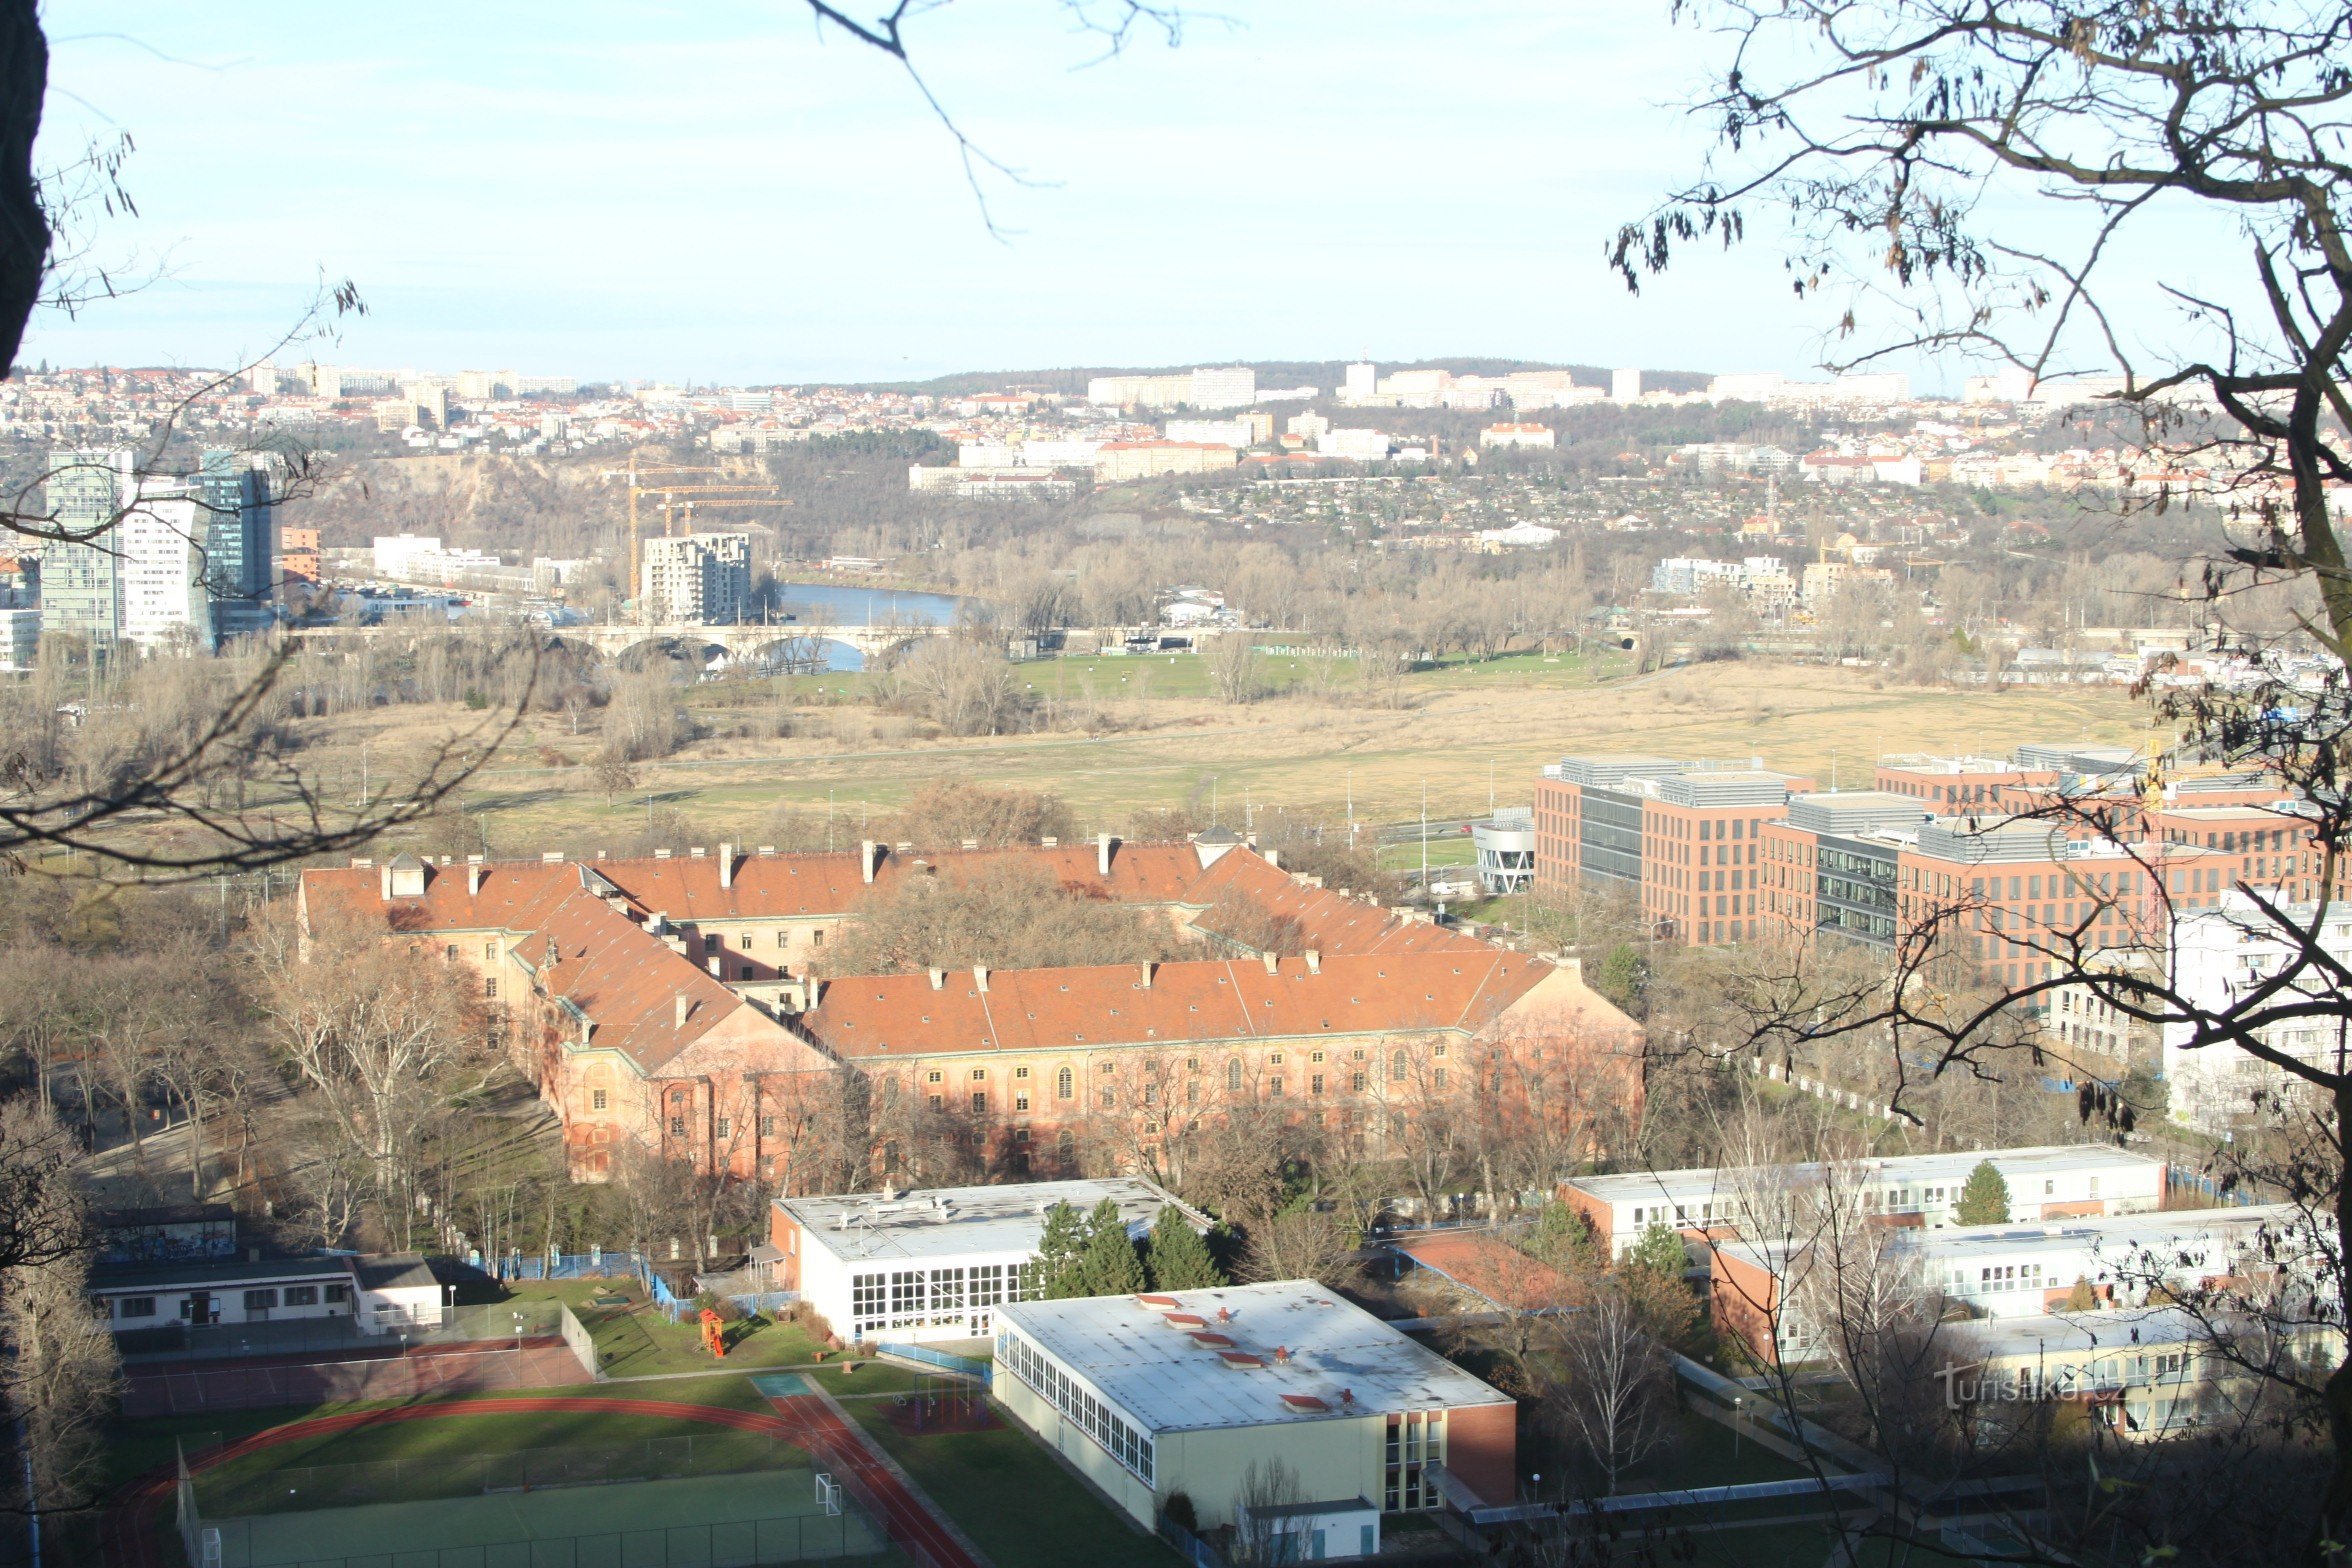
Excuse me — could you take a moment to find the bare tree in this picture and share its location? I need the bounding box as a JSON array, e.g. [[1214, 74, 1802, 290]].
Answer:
[[1203, 632, 1268, 706], [1228, 1457, 1307, 1566], [1, 1246, 121, 1529], [1547, 1274, 1680, 1497]]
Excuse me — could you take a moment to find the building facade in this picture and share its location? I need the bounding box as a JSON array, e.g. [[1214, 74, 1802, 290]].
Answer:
[[640, 531, 752, 624]]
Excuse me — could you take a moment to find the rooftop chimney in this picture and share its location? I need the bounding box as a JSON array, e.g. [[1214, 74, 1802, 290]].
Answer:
[[1098, 832, 1117, 877], [973, 964, 990, 994], [861, 840, 878, 884], [378, 862, 394, 901], [1139, 962, 1155, 989], [928, 967, 947, 990], [674, 994, 693, 1028], [1263, 848, 1281, 870], [467, 861, 485, 896], [707, 957, 723, 976], [1304, 949, 1321, 975], [720, 842, 735, 889], [1261, 952, 1279, 975]]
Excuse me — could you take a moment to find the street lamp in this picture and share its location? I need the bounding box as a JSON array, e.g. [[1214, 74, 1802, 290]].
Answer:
[[1732, 1396, 1744, 1461]]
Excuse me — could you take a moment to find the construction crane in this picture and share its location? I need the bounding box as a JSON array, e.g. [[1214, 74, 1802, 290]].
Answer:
[[600, 458, 784, 620]]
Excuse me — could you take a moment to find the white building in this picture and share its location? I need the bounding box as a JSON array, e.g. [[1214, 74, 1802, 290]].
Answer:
[[0, 606, 37, 670], [1164, 418, 1260, 450], [1478, 423, 1555, 450], [765, 1177, 1201, 1345], [1561, 1143, 2167, 1258], [640, 531, 751, 624], [1611, 367, 1642, 403], [1316, 428, 1393, 462], [1342, 362, 1378, 405], [994, 1281, 1517, 1533], [372, 532, 444, 580], [1471, 808, 1535, 894], [117, 480, 211, 652], [1086, 367, 1257, 411], [88, 1251, 444, 1334], [2165, 894, 2352, 1133]]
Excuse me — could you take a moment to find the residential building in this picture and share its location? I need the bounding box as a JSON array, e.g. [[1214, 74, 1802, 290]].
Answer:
[[0, 606, 37, 670], [764, 1176, 1200, 1343], [1711, 1203, 2313, 1365], [278, 526, 321, 585], [117, 474, 214, 652], [2164, 894, 2352, 1133], [1165, 415, 1272, 449], [1093, 441, 1240, 483], [641, 531, 751, 623], [1610, 368, 1642, 402], [1316, 428, 1394, 463], [1560, 1143, 2165, 1258], [1341, 363, 1378, 405], [994, 1281, 1516, 1532], [1478, 423, 1556, 450], [1085, 368, 1256, 411]]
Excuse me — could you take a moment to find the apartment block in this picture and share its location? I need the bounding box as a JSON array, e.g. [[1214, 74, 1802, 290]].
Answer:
[[640, 531, 751, 624]]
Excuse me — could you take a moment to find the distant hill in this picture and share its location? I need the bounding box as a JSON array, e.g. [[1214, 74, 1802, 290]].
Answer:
[[859, 358, 1715, 398]]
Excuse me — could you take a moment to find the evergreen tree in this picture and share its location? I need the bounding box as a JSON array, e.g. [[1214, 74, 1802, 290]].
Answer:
[[1525, 1200, 1604, 1278], [1623, 1220, 1689, 1280], [1954, 1160, 2011, 1227], [1030, 1200, 1087, 1299], [1077, 1197, 1149, 1298], [1145, 1205, 1224, 1291]]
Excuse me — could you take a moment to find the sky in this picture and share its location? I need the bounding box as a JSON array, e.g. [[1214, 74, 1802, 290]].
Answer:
[[20, 2, 2252, 387]]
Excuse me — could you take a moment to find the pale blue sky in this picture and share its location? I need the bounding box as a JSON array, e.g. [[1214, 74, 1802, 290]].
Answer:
[[22, 3, 2241, 386]]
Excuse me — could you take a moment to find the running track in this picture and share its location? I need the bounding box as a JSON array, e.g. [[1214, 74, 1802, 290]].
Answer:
[[101, 1392, 983, 1568]]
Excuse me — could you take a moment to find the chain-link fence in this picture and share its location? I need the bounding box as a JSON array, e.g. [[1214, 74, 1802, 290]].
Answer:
[[122, 1298, 579, 1366], [193, 1505, 906, 1568], [195, 1432, 803, 1516]]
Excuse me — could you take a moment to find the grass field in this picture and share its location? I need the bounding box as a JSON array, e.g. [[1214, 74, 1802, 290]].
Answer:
[[477, 1279, 836, 1378], [203, 1467, 894, 1568], [838, 1391, 1178, 1568], [308, 655, 2142, 861]]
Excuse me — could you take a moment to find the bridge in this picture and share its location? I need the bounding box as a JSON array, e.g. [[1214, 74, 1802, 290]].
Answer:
[[287, 619, 948, 666]]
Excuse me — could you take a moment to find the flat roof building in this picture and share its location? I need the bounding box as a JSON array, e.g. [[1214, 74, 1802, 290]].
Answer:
[[767, 1177, 1200, 1344], [993, 1281, 1515, 1534]]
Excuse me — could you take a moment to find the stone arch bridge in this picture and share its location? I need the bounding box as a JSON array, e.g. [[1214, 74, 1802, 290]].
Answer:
[[289, 619, 948, 668]]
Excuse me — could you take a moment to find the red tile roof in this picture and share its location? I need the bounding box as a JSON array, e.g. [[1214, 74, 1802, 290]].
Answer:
[[1401, 1232, 1577, 1313], [796, 949, 1553, 1059]]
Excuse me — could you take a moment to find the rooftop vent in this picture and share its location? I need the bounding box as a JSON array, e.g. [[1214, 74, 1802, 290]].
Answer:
[[1137, 1294, 1180, 1309], [1279, 1393, 1327, 1412], [1218, 1351, 1265, 1369], [1165, 1312, 1207, 1328], [1189, 1331, 1235, 1348]]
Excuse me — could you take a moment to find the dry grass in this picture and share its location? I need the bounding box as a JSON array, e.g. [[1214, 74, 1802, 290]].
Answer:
[[248, 658, 2147, 856]]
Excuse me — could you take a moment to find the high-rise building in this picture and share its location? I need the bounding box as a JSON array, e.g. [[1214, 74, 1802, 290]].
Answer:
[[197, 448, 279, 637], [1343, 362, 1377, 405], [39, 448, 130, 656], [641, 532, 751, 624], [117, 475, 213, 653], [1611, 367, 1642, 402]]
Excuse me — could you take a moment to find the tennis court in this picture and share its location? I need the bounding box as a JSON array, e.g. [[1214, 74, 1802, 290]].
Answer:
[[197, 1469, 897, 1568]]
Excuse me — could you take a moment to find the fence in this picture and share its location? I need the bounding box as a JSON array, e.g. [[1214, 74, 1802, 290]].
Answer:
[[871, 1344, 990, 1389], [1156, 1517, 1228, 1568], [190, 1509, 905, 1568], [121, 1299, 581, 1367], [195, 1433, 800, 1516], [124, 1340, 594, 1419], [481, 1250, 650, 1284], [2167, 1162, 2262, 1207]]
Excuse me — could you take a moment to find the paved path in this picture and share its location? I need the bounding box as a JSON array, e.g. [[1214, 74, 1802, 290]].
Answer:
[[102, 1390, 982, 1568]]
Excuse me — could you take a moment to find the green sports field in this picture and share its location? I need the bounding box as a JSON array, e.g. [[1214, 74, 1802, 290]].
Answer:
[[199, 1468, 896, 1568]]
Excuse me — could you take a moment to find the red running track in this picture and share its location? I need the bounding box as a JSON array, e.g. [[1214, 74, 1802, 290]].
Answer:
[[100, 1392, 983, 1568]]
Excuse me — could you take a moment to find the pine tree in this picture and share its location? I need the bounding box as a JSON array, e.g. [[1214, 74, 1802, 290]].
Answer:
[[1623, 1221, 1689, 1280], [1145, 1205, 1224, 1291], [1076, 1197, 1148, 1298], [1954, 1160, 2011, 1227], [1030, 1201, 1087, 1299]]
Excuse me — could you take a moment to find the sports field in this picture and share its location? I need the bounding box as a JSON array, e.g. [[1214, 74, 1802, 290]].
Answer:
[[200, 1469, 892, 1568]]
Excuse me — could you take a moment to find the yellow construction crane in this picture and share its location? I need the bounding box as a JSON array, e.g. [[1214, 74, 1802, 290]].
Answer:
[[600, 458, 783, 620]]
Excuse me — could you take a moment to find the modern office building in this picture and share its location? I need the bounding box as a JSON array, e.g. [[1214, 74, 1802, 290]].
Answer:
[[763, 1177, 1200, 1344], [117, 475, 214, 653], [994, 1281, 1516, 1533], [640, 531, 751, 624], [1470, 808, 1535, 895], [196, 448, 278, 637], [2164, 894, 2352, 1133], [39, 447, 129, 655]]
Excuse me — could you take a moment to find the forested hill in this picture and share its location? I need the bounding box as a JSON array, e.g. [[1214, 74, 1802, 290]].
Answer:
[[860, 359, 1716, 398]]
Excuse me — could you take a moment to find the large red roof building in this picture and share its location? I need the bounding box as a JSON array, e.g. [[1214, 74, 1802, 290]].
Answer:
[[300, 837, 1641, 1184]]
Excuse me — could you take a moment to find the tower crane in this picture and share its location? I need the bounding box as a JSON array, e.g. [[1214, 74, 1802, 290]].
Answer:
[[600, 457, 784, 621]]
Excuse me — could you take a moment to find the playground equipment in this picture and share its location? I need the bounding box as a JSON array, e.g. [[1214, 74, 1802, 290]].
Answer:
[[699, 1308, 726, 1359]]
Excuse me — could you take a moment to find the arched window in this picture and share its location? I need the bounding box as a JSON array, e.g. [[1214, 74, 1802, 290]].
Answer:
[[1225, 1059, 1243, 1093], [1390, 1050, 1408, 1082], [1056, 1067, 1074, 1101]]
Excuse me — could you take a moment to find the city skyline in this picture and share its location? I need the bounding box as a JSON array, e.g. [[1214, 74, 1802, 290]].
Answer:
[[27, 3, 2247, 387]]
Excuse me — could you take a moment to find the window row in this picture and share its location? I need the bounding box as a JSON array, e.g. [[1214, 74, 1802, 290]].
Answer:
[[999, 1329, 1154, 1487]]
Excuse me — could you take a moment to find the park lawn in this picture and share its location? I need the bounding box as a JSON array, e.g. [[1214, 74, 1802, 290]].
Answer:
[[1378, 837, 1478, 871], [842, 1396, 1179, 1568]]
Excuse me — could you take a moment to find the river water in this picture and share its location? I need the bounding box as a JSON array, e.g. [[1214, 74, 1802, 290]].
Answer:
[[769, 582, 971, 670]]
